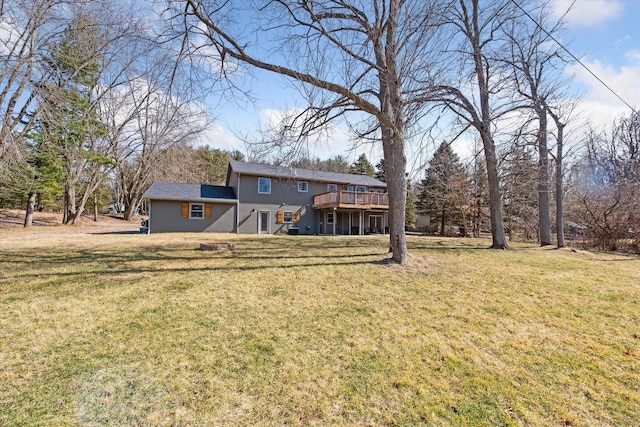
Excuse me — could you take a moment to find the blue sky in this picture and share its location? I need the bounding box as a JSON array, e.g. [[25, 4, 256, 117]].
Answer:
[[193, 0, 640, 173]]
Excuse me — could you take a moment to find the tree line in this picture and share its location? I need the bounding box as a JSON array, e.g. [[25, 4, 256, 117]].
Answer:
[[1, 1, 638, 261]]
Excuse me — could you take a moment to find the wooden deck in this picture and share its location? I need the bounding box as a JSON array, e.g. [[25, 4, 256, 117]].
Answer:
[[313, 191, 389, 210]]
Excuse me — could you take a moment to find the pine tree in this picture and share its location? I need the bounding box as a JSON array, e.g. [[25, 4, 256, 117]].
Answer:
[[38, 12, 110, 224], [405, 180, 417, 229], [417, 142, 470, 235], [349, 154, 375, 177]]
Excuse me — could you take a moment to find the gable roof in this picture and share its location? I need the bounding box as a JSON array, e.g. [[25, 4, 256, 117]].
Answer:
[[144, 182, 237, 203], [227, 160, 387, 187]]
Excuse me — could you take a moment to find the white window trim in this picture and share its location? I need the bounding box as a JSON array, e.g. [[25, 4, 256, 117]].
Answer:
[[298, 181, 309, 192], [327, 183, 338, 192], [283, 211, 294, 223], [327, 212, 335, 224], [258, 177, 271, 194], [189, 203, 204, 219]]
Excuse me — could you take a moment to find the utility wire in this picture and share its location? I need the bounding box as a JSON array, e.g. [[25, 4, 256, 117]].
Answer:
[[510, 0, 638, 115]]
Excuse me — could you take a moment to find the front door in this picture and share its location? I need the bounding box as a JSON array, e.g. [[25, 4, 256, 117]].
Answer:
[[258, 211, 270, 234]]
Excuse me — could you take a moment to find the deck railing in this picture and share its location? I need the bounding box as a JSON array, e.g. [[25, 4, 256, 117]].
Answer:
[[313, 191, 389, 209]]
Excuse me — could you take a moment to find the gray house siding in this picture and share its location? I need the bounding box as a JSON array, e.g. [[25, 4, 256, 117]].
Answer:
[[236, 174, 317, 234], [148, 200, 236, 233], [234, 174, 386, 235]]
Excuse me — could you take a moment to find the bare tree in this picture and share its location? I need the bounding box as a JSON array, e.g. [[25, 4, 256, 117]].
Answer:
[[548, 107, 567, 247], [430, 0, 518, 249], [0, 0, 71, 209], [114, 74, 210, 221], [506, 1, 572, 246], [166, 0, 446, 264], [569, 117, 640, 252], [1, 0, 53, 169]]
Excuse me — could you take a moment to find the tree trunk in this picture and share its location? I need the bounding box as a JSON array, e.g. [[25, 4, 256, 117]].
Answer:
[[24, 191, 36, 227], [482, 131, 508, 248], [62, 185, 69, 224], [65, 187, 78, 225], [469, 0, 507, 250], [440, 206, 446, 236], [123, 202, 138, 221], [553, 118, 566, 247], [382, 128, 408, 265], [93, 191, 98, 222], [537, 111, 552, 245]]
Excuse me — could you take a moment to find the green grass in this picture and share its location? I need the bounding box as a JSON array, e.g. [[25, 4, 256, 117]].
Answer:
[[1, 230, 639, 426]]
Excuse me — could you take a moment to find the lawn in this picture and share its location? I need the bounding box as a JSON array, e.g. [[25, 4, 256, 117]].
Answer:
[[1, 227, 639, 426]]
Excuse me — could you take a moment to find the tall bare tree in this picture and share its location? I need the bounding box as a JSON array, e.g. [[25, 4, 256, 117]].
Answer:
[[506, 1, 572, 246], [114, 75, 209, 221], [548, 106, 567, 247], [167, 0, 446, 264], [0, 0, 69, 185], [431, 0, 517, 249]]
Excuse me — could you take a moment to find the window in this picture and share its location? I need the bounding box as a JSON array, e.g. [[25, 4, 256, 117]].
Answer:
[[327, 183, 338, 192], [298, 181, 308, 192], [356, 186, 367, 192], [277, 210, 298, 224], [190, 203, 204, 219], [258, 177, 271, 194], [346, 185, 354, 192], [327, 212, 335, 224]]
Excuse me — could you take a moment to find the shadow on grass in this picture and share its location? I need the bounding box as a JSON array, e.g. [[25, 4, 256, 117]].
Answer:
[[91, 230, 142, 235], [0, 244, 392, 286]]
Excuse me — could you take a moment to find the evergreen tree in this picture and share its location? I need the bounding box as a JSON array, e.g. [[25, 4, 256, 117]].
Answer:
[[195, 146, 244, 185], [405, 180, 417, 229], [469, 153, 489, 238], [417, 141, 470, 235], [2, 122, 65, 226], [502, 144, 538, 241], [349, 153, 375, 177], [38, 12, 111, 225]]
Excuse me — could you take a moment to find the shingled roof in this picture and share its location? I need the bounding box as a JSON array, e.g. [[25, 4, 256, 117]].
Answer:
[[227, 160, 387, 187], [143, 182, 237, 202]]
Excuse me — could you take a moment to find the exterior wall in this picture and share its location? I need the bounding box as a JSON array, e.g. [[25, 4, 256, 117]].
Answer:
[[234, 174, 388, 235], [236, 175, 319, 234], [148, 200, 236, 233]]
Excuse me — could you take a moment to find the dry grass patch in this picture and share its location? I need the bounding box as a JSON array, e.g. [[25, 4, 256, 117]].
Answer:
[[1, 229, 639, 426]]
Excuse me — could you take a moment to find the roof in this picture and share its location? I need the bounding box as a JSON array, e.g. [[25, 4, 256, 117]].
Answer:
[[143, 182, 237, 203], [227, 160, 387, 188]]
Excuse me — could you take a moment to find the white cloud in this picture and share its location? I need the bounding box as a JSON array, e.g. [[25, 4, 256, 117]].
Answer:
[[552, 0, 622, 26], [257, 107, 363, 161], [562, 55, 639, 135], [625, 50, 640, 62], [193, 123, 242, 151]]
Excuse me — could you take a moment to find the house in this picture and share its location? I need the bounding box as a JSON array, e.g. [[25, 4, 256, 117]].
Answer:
[[143, 160, 389, 235]]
